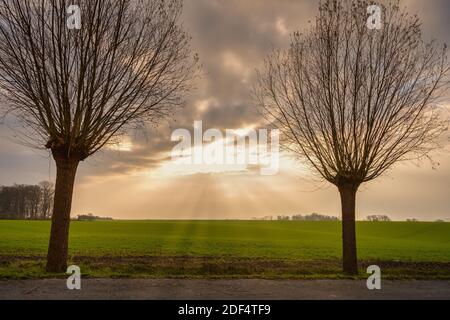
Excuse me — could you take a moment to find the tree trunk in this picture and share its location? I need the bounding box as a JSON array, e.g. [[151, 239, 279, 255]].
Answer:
[[46, 154, 79, 273], [338, 184, 358, 275]]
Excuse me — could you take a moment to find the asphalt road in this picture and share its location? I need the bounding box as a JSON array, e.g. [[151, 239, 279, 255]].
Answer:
[[0, 279, 449, 300]]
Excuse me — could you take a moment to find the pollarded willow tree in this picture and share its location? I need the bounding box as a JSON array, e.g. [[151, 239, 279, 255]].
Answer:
[[254, 0, 449, 274], [0, 0, 197, 272]]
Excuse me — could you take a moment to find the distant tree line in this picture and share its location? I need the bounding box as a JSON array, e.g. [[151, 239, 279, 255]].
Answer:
[[291, 213, 339, 221], [0, 182, 54, 220], [270, 214, 444, 222], [76, 213, 113, 221], [274, 213, 340, 221], [366, 215, 391, 222], [406, 218, 446, 222]]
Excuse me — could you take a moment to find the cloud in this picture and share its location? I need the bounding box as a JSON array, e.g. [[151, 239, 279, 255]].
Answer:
[[1, 0, 449, 220]]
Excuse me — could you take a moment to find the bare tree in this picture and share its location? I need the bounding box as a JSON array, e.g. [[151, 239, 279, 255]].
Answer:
[[0, 182, 54, 219], [27, 185, 42, 219], [0, 0, 197, 272], [39, 181, 54, 219], [255, 0, 449, 274]]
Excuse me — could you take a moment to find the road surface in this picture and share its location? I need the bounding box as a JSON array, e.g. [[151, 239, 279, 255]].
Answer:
[[0, 279, 449, 299]]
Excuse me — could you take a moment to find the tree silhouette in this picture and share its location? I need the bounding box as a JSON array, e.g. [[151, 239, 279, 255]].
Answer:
[[0, 0, 197, 272], [255, 0, 448, 274]]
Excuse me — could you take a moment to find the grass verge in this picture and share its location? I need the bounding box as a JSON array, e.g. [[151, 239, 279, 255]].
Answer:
[[1, 255, 449, 280]]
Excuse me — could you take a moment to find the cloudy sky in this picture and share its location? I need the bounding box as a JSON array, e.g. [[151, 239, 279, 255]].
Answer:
[[0, 0, 449, 221]]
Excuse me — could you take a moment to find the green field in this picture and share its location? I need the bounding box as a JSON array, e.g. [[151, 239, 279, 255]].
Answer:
[[0, 220, 449, 279]]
